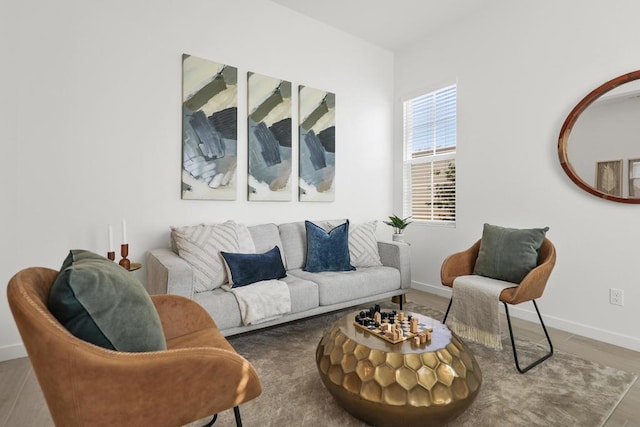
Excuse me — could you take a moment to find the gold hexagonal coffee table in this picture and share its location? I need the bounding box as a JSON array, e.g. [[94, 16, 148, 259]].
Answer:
[[316, 310, 481, 427]]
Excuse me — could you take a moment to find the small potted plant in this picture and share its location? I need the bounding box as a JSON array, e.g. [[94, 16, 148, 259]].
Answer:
[[384, 214, 412, 242]]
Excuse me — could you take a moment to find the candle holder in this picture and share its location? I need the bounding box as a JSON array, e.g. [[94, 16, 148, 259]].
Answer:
[[107, 251, 116, 261], [119, 244, 131, 270]]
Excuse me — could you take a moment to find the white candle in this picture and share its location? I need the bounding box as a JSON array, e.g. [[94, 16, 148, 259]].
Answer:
[[108, 225, 114, 252], [121, 219, 127, 244]]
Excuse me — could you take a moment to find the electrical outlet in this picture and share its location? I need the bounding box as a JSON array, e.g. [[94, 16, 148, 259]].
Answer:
[[610, 288, 624, 306]]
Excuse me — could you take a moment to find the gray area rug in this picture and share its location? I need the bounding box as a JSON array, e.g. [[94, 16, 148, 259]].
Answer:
[[192, 302, 637, 427]]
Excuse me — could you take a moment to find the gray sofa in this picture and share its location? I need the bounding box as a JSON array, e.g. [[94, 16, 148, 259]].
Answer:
[[146, 220, 411, 336]]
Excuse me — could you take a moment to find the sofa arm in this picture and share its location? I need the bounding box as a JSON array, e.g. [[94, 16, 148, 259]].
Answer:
[[146, 248, 194, 299], [378, 241, 411, 289]]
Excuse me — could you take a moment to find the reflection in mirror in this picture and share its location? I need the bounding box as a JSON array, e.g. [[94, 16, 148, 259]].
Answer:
[[630, 158, 640, 197], [558, 70, 640, 203]]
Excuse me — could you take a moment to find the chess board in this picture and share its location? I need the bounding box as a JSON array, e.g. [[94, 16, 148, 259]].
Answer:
[[353, 309, 433, 344]]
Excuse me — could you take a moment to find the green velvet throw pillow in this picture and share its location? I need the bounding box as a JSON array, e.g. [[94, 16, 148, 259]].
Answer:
[[48, 250, 167, 352], [473, 224, 549, 284]]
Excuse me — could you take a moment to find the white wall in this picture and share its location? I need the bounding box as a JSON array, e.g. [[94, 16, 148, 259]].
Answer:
[[395, 0, 640, 350], [0, 0, 394, 360]]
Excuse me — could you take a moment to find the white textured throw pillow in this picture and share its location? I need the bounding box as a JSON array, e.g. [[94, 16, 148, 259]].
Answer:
[[234, 223, 256, 253], [171, 221, 241, 292], [349, 221, 383, 267]]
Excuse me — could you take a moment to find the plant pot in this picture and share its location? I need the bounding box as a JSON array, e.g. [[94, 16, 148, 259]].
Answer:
[[392, 233, 405, 243]]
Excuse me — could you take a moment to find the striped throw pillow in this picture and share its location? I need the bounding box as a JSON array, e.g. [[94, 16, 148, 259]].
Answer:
[[349, 221, 382, 268], [171, 221, 240, 292]]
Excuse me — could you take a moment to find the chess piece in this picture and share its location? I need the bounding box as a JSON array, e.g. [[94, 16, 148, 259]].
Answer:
[[410, 318, 419, 333]]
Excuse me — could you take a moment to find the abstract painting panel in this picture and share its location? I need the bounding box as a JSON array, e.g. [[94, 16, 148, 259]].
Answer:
[[247, 72, 292, 201], [182, 54, 238, 200], [298, 86, 335, 202]]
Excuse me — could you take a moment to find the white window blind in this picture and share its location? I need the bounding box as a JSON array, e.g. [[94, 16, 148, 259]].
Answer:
[[403, 85, 456, 222]]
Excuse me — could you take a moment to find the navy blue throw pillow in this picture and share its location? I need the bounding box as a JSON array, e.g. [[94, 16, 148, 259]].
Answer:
[[304, 220, 356, 273], [221, 246, 287, 287]]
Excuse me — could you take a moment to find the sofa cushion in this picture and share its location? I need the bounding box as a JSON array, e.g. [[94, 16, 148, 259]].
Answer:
[[171, 221, 241, 292], [48, 250, 167, 352], [304, 220, 355, 272], [288, 266, 400, 306], [248, 223, 286, 267], [279, 222, 307, 270], [194, 276, 319, 330], [280, 275, 320, 313], [193, 289, 242, 331], [349, 221, 383, 267], [473, 223, 549, 283], [221, 246, 287, 287]]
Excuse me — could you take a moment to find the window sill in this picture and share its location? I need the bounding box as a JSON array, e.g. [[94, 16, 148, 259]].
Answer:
[[412, 220, 456, 229]]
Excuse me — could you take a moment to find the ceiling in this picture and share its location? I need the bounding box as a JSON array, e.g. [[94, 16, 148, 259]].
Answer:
[[269, 0, 497, 51]]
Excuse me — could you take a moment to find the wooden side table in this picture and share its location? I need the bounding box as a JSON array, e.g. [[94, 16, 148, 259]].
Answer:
[[128, 262, 142, 272]]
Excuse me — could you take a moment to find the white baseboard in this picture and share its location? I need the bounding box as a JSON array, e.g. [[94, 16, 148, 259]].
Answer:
[[411, 281, 640, 352], [0, 343, 27, 362], [411, 281, 451, 299]]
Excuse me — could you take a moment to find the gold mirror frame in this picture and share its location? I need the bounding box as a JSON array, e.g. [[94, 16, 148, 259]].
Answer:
[[558, 70, 640, 204]]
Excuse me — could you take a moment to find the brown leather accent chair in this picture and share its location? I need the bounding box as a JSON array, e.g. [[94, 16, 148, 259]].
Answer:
[[7, 267, 262, 427], [441, 238, 557, 373]]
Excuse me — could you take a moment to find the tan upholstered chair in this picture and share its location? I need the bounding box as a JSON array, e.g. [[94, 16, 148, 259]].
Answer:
[[441, 238, 557, 373], [7, 267, 262, 427]]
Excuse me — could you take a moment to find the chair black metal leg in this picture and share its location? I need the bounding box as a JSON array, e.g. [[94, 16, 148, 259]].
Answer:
[[443, 297, 453, 323], [504, 300, 553, 374], [202, 406, 241, 427], [399, 295, 403, 310], [202, 414, 217, 427]]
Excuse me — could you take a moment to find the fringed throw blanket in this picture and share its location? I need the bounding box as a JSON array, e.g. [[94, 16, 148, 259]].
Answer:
[[448, 275, 514, 350], [225, 279, 291, 326]]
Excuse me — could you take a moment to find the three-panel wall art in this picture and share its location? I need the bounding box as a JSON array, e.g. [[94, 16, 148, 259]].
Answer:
[[181, 54, 335, 202]]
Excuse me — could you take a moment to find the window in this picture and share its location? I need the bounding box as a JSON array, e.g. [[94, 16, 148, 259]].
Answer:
[[403, 84, 456, 223]]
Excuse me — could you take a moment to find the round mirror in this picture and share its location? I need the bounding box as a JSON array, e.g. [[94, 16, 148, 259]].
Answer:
[[558, 70, 640, 203]]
